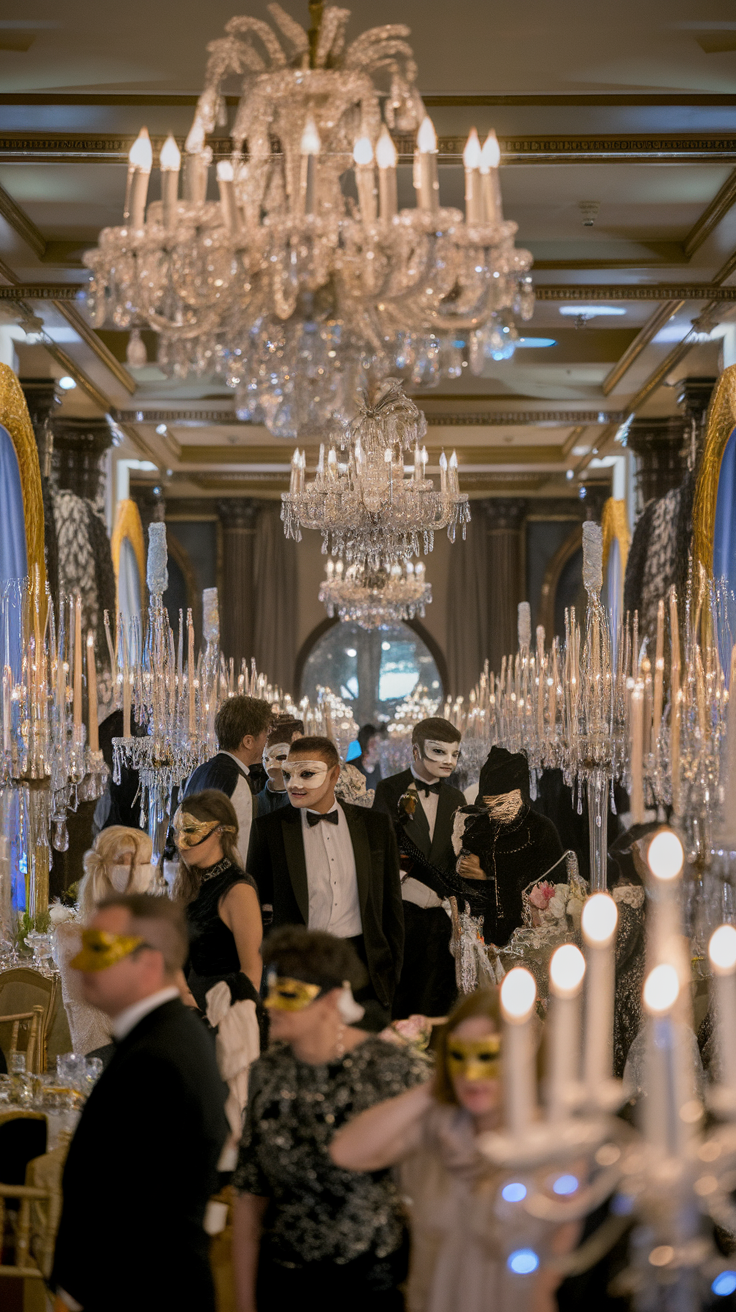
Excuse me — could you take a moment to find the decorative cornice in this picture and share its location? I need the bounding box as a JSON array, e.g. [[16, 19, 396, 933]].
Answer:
[[176, 443, 567, 466], [0, 284, 86, 300], [536, 284, 736, 302], [2, 132, 736, 165], [113, 406, 622, 429], [2, 93, 736, 109], [216, 496, 261, 529]]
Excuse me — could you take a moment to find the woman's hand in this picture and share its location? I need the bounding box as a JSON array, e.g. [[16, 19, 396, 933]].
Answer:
[[457, 853, 487, 881]]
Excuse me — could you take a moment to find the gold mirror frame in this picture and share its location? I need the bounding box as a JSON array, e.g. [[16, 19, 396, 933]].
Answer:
[[0, 364, 45, 593], [692, 364, 736, 581], [111, 498, 146, 612]]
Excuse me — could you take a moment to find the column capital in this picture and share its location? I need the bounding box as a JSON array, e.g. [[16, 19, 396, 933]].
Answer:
[[626, 415, 687, 511], [675, 375, 717, 424], [51, 416, 115, 506], [216, 497, 261, 531], [19, 376, 62, 477]]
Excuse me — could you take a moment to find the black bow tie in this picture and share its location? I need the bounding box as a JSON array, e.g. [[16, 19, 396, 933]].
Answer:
[[307, 809, 339, 826], [415, 781, 441, 797]]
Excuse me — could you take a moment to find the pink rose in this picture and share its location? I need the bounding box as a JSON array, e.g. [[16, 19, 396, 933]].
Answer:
[[529, 881, 555, 910]]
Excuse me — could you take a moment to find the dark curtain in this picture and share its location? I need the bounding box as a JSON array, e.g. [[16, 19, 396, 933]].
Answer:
[[252, 503, 299, 693], [445, 506, 489, 696]]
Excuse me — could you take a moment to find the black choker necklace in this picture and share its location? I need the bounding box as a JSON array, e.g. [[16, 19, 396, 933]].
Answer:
[[199, 858, 231, 882]]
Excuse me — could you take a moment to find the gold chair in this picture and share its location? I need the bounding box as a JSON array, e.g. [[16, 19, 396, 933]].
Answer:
[[0, 1006, 43, 1071], [0, 968, 60, 1073]]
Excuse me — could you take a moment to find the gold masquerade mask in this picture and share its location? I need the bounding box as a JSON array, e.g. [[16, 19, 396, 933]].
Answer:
[[446, 1036, 502, 1082], [264, 972, 322, 1011], [173, 807, 234, 849], [71, 928, 145, 972]]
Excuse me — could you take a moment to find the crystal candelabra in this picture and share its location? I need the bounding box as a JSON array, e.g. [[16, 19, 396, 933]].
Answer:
[[82, 1, 533, 438], [319, 557, 431, 629], [281, 379, 469, 566]]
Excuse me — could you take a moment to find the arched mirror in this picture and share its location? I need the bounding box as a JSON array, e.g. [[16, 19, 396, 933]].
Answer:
[[299, 619, 443, 725]]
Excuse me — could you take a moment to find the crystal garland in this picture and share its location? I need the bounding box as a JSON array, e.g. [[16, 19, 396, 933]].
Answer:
[[281, 379, 469, 566], [319, 558, 431, 629], [82, 2, 533, 438]]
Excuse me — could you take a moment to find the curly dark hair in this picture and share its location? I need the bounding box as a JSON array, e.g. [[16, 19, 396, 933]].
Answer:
[[215, 696, 273, 751], [262, 925, 367, 993]]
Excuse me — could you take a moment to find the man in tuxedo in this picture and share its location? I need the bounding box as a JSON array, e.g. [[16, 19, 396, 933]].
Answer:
[[51, 894, 228, 1312], [373, 717, 465, 1018], [185, 695, 273, 865], [247, 735, 404, 1027]]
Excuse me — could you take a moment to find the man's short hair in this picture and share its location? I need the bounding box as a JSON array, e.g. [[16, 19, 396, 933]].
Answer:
[[215, 696, 273, 751], [96, 893, 188, 974], [412, 716, 462, 752], [288, 735, 340, 771], [267, 717, 305, 748], [357, 722, 382, 752]]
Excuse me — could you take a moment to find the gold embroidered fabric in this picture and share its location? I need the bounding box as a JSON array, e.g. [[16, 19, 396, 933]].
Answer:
[[111, 497, 146, 609], [0, 364, 46, 594], [692, 364, 736, 580], [601, 496, 630, 582]]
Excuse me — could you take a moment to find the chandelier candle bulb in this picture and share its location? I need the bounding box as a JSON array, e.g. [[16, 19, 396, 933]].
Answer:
[[86, 632, 98, 754], [709, 926, 736, 1097], [581, 893, 618, 1093], [72, 595, 83, 730], [669, 587, 681, 813], [376, 126, 398, 220], [449, 451, 459, 494], [301, 116, 321, 216], [647, 830, 685, 977], [415, 116, 439, 214], [548, 944, 586, 1122], [500, 967, 538, 1138], [653, 599, 665, 744], [630, 679, 645, 824], [643, 963, 682, 1158], [480, 130, 502, 225], [187, 610, 195, 736], [127, 128, 153, 228], [463, 128, 483, 224], [216, 160, 239, 232], [353, 137, 377, 223], [439, 451, 448, 495], [159, 134, 181, 227]]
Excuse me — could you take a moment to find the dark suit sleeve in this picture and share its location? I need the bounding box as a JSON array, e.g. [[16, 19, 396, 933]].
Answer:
[[376, 811, 405, 985], [372, 778, 392, 816], [247, 816, 273, 912]]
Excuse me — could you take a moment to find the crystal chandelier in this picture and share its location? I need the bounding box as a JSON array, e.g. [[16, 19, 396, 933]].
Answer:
[[82, 1, 533, 438], [281, 379, 469, 565], [319, 558, 431, 629]]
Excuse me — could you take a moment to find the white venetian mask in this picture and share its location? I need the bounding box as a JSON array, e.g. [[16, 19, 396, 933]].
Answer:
[[419, 738, 460, 779], [281, 760, 330, 791], [110, 862, 156, 893], [263, 743, 290, 777]]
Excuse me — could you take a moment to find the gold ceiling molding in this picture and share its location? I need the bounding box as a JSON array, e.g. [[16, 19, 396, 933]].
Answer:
[[0, 182, 45, 258], [684, 168, 736, 259], [2, 92, 736, 108], [602, 301, 686, 396], [536, 285, 736, 302], [0, 285, 83, 300], [176, 443, 567, 466], [112, 406, 623, 427], [2, 132, 736, 165], [560, 425, 589, 457], [692, 366, 736, 583]]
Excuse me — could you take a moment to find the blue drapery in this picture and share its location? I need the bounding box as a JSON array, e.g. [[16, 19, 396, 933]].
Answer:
[[0, 422, 28, 679], [713, 425, 736, 682]]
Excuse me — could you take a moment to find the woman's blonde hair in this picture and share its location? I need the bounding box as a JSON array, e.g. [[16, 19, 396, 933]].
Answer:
[[172, 790, 242, 903], [79, 826, 155, 919], [433, 986, 502, 1105]]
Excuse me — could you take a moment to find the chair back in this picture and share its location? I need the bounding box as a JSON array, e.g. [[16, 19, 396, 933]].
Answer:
[[0, 1005, 43, 1071], [0, 969, 59, 1073]]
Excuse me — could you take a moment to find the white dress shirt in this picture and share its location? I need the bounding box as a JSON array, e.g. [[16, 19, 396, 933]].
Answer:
[[301, 802, 362, 937], [410, 767, 439, 841], [111, 986, 180, 1041], [222, 751, 253, 866]]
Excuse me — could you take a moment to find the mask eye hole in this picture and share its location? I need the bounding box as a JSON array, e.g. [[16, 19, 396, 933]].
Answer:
[[448, 1048, 465, 1062]]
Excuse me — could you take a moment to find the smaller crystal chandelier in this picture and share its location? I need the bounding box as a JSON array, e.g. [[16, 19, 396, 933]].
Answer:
[[281, 378, 469, 566], [319, 558, 431, 629]]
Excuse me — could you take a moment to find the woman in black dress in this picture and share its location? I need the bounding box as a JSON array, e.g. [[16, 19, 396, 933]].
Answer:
[[172, 789, 263, 1012]]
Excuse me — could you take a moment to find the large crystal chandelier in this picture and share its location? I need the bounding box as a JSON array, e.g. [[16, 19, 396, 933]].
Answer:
[[319, 558, 431, 629], [281, 379, 469, 565], [82, 2, 533, 438]]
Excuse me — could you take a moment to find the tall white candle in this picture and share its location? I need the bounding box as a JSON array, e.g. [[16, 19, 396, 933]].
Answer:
[[646, 828, 684, 975], [463, 128, 483, 224], [160, 133, 181, 227], [216, 159, 239, 231], [581, 893, 618, 1093], [353, 136, 377, 223], [652, 598, 665, 744], [480, 130, 502, 224], [669, 589, 681, 814], [414, 116, 439, 213], [642, 963, 682, 1158], [709, 925, 736, 1096], [376, 126, 398, 220], [187, 610, 196, 735], [301, 116, 320, 216], [86, 632, 98, 753], [72, 595, 83, 729], [122, 620, 131, 738], [630, 677, 644, 824], [548, 944, 586, 1121], [127, 129, 153, 228], [500, 967, 537, 1137]]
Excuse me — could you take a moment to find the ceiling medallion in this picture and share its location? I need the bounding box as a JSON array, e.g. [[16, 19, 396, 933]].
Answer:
[[281, 378, 469, 567], [83, 1, 533, 438], [319, 558, 431, 630]]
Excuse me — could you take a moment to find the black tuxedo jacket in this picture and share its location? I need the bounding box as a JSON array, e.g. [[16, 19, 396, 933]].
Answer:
[[373, 768, 466, 879], [247, 802, 404, 1008], [52, 998, 228, 1312]]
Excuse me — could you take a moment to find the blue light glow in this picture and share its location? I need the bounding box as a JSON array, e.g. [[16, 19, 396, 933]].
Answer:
[[552, 1174, 579, 1196], [517, 337, 557, 348], [508, 1249, 539, 1275], [501, 1182, 527, 1202], [712, 1272, 736, 1297]]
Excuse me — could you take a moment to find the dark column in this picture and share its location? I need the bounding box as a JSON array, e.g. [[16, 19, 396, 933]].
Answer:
[[627, 416, 687, 515], [483, 498, 527, 670], [51, 417, 113, 513], [19, 376, 61, 477], [676, 375, 717, 468], [217, 498, 260, 665]]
